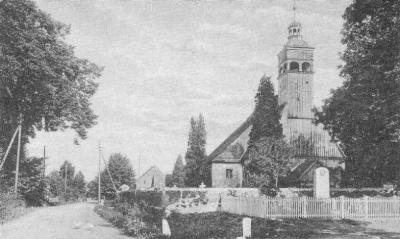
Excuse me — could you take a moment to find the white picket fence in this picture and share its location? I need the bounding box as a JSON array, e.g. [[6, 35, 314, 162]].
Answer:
[[221, 196, 400, 220]]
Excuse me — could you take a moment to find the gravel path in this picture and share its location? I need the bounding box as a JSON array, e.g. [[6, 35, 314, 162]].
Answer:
[[0, 202, 131, 239]]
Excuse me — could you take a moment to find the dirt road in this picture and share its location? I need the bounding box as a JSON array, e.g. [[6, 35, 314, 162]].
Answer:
[[0, 202, 131, 239]]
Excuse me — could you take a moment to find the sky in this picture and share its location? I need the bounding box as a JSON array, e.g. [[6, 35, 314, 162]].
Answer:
[[28, 0, 352, 181]]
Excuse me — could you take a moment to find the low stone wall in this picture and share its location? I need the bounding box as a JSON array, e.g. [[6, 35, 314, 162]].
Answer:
[[164, 187, 260, 214]]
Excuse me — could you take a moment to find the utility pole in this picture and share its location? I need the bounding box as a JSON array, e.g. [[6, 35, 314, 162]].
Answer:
[[43, 146, 46, 177], [14, 117, 22, 195], [138, 153, 141, 177], [98, 142, 101, 205], [64, 163, 67, 198]]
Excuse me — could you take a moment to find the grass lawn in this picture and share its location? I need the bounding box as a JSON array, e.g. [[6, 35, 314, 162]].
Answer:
[[167, 212, 400, 239]]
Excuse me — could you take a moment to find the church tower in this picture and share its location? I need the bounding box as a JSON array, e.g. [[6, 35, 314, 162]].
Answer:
[[277, 20, 315, 142]]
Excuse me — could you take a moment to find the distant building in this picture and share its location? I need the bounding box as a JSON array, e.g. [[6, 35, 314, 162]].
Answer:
[[207, 20, 345, 188], [136, 165, 165, 190]]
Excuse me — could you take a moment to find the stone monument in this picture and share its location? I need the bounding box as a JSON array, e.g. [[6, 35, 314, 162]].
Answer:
[[243, 217, 251, 238], [313, 167, 330, 199]]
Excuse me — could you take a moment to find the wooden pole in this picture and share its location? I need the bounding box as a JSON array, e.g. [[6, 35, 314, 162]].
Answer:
[[43, 146, 46, 177], [98, 142, 101, 204], [0, 126, 19, 171], [64, 163, 67, 198], [14, 124, 22, 195]]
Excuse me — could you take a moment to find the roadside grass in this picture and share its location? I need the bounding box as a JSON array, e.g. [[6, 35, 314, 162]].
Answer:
[[94, 204, 165, 239], [95, 204, 400, 239], [0, 193, 32, 224], [167, 212, 400, 239]]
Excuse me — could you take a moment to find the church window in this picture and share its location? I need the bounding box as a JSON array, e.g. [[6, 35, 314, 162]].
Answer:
[[289, 62, 299, 71], [302, 62, 311, 72], [226, 169, 233, 179]]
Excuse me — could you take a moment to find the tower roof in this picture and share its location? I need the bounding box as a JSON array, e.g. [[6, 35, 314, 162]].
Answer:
[[285, 20, 311, 48], [288, 21, 302, 29]]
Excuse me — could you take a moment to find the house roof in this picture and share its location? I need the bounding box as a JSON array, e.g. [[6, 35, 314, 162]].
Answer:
[[138, 165, 163, 179], [206, 113, 254, 164]]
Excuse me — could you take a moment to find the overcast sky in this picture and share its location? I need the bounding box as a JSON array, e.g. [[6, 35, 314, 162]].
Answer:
[[28, 0, 352, 181]]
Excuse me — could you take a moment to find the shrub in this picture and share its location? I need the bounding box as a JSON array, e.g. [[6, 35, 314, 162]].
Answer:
[[94, 204, 162, 238], [0, 192, 26, 224]]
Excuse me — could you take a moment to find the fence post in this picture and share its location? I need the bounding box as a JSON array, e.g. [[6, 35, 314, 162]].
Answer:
[[302, 197, 307, 218], [340, 196, 344, 219], [364, 196, 369, 220]]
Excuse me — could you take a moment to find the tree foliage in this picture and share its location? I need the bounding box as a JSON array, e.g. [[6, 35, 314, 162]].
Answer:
[[244, 75, 286, 189], [0, 146, 46, 205], [88, 153, 136, 199], [46, 170, 63, 197], [248, 75, 283, 143], [171, 155, 185, 187], [0, 0, 102, 144], [314, 0, 400, 186], [47, 161, 86, 201], [246, 137, 294, 189], [184, 114, 210, 187]]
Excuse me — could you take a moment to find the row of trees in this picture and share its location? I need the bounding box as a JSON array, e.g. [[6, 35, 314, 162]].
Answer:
[[167, 115, 210, 188], [46, 161, 86, 201]]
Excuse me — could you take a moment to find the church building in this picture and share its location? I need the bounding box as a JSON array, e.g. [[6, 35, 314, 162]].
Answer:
[[207, 19, 345, 188]]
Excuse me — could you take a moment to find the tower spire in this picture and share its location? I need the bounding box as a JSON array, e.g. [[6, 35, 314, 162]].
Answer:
[[293, 0, 296, 22]]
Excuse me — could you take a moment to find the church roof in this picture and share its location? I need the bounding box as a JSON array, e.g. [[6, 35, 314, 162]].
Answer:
[[289, 121, 344, 158], [206, 113, 254, 164]]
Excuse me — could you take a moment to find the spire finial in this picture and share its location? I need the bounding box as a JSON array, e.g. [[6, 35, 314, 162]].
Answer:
[[293, 0, 297, 22]]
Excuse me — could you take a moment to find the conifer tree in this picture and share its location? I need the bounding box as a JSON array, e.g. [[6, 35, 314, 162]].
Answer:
[[249, 75, 283, 143], [171, 155, 185, 187], [244, 75, 286, 189], [184, 114, 209, 187]]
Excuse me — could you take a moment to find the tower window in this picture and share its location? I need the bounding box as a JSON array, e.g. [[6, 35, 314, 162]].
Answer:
[[302, 62, 311, 72], [289, 62, 299, 71], [226, 169, 233, 179]]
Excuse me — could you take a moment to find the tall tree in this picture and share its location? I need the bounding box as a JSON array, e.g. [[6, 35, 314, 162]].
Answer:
[[171, 155, 185, 187], [184, 114, 209, 187], [90, 153, 135, 199], [0, 0, 102, 150], [46, 170, 63, 197], [59, 161, 75, 182], [314, 0, 400, 186], [248, 75, 283, 143], [244, 75, 285, 189], [71, 171, 86, 200]]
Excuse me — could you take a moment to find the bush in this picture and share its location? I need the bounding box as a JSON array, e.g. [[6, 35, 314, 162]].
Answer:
[[0, 192, 26, 224], [94, 204, 162, 238]]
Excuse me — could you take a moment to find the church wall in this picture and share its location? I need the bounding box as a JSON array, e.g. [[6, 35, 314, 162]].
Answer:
[[212, 163, 242, 188], [278, 72, 313, 119]]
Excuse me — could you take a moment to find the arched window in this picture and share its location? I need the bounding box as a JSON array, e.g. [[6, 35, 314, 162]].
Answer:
[[302, 62, 311, 72], [289, 62, 299, 71]]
